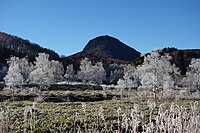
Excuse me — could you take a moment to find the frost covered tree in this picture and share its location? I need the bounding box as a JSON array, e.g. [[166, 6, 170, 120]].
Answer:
[[108, 64, 124, 84], [51, 60, 64, 82], [137, 51, 180, 98], [28, 53, 64, 90], [64, 64, 75, 82], [28, 53, 53, 89], [4, 56, 32, 91], [77, 58, 106, 84], [182, 58, 200, 90], [91, 62, 106, 84], [77, 58, 92, 83], [4, 61, 23, 91], [117, 65, 139, 89], [117, 65, 139, 98]]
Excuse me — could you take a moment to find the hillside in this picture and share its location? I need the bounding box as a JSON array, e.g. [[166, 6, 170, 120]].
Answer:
[[0, 32, 59, 64], [65, 51, 130, 71], [0, 32, 61, 81], [65, 35, 141, 69], [83, 35, 141, 61]]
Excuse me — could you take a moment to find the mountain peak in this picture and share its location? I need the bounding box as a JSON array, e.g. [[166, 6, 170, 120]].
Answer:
[[83, 35, 141, 61]]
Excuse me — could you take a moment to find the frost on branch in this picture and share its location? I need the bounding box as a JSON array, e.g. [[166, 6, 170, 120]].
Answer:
[[109, 63, 124, 84], [137, 51, 180, 91], [77, 58, 106, 84], [51, 60, 64, 82], [117, 65, 139, 89], [182, 58, 200, 90], [4, 56, 32, 91], [28, 53, 64, 90], [64, 64, 75, 82]]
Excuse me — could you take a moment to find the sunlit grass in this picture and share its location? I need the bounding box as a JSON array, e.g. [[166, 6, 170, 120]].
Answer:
[[0, 92, 199, 132]]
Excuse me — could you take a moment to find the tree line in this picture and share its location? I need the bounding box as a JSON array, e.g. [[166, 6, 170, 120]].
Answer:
[[1, 51, 200, 93]]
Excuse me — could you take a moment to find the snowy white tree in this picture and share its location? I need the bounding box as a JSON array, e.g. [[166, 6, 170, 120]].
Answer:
[[90, 62, 106, 84], [77, 58, 92, 83], [77, 58, 106, 84], [4, 62, 24, 90], [117, 65, 139, 89], [137, 51, 180, 93], [64, 64, 75, 82], [4, 56, 32, 91], [51, 60, 64, 82], [108, 64, 124, 84], [19, 57, 34, 81], [182, 58, 200, 90], [28, 53, 64, 90]]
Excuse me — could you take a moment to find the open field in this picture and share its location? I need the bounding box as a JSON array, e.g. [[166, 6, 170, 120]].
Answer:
[[0, 86, 200, 133]]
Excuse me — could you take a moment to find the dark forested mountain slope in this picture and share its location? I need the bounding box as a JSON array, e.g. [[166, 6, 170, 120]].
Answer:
[[66, 35, 140, 69], [66, 51, 131, 70], [82, 35, 141, 61], [0, 32, 59, 63]]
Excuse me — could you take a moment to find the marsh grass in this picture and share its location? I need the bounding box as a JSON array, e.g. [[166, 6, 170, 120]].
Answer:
[[0, 88, 199, 132], [0, 96, 199, 132]]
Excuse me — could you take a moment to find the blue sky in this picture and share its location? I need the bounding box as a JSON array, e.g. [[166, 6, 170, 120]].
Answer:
[[1, 0, 200, 56]]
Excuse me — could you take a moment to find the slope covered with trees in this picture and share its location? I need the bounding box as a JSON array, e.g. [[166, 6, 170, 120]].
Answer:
[[83, 35, 141, 61], [0, 32, 59, 62], [0, 32, 60, 81]]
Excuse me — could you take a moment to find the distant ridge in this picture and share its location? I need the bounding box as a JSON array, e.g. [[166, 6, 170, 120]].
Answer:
[[83, 35, 141, 61], [0, 31, 59, 62]]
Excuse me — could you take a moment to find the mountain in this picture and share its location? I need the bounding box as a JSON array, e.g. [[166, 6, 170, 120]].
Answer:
[[66, 35, 140, 69], [82, 35, 141, 61], [0, 32, 60, 63]]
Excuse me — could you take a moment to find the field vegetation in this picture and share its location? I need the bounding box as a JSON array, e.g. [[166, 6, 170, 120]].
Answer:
[[0, 51, 199, 132], [0, 86, 200, 133]]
